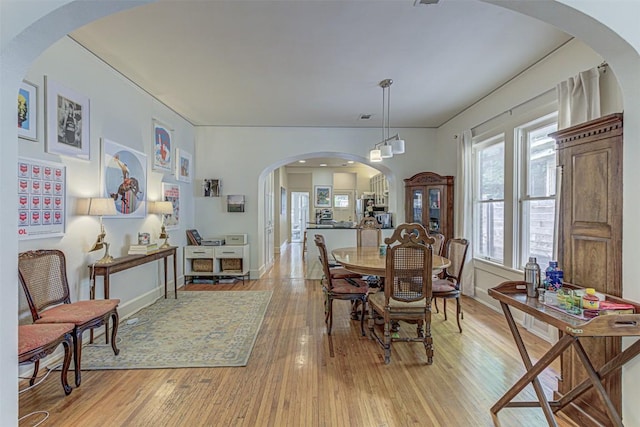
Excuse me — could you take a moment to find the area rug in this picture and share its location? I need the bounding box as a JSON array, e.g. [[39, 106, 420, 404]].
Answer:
[[81, 291, 272, 369]]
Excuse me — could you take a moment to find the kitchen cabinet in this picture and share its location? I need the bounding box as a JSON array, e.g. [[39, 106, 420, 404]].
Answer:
[[404, 172, 454, 242], [370, 173, 388, 206]]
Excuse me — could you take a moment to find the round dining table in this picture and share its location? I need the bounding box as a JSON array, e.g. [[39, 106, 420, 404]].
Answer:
[[331, 246, 450, 277]]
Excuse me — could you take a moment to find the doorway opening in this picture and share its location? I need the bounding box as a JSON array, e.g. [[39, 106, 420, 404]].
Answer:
[[291, 192, 309, 243]]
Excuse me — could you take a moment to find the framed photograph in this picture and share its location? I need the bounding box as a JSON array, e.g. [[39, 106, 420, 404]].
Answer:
[[45, 77, 90, 160], [175, 148, 192, 183], [138, 232, 151, 245], [227, 195, 245, 213], [18, 80, 38, 141], [203, 179, 220, 197], [314, 185, 332, 208], [152, 119, 172, 173], [18, 157, 66, 240], [162, 182, 180, 230], [102, 138, 147, 218]]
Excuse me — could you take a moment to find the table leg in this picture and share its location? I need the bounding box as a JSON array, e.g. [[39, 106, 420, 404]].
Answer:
[[490, 302, 573, 426], [173, 250, 177, 298], [163, 256, 168, 299]]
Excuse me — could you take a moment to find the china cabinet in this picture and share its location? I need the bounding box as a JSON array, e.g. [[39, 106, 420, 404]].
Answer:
[[404, 172, 454, 241]]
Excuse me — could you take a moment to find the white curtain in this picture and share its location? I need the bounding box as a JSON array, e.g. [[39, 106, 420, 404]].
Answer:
[[556, 67, 601, 130], [455, 130, 475, 296]]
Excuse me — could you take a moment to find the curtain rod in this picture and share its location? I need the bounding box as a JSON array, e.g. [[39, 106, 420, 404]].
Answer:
[[471, 88, 555, 133]]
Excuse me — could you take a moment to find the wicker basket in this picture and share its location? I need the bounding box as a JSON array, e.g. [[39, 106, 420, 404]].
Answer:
[[192, 259, 213, 272], [221, 258, 242, 272]]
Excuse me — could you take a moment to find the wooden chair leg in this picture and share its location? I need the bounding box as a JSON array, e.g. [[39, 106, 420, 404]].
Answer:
[[110, 312, 120, 355], [326, 298, 334, 335], [455, 297, 463, 333], [73, 330, 82, 387], [359, 298, 366, 336], [29, 360, 40, 386], [443, 299, 448, 321], [60, 334, 73, 395], [383, 318, 391, 364]]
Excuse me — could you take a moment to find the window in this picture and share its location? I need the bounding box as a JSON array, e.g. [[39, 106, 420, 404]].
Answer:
[[471, 107, 558, 270], [474, 136, 505, 262], [333, 194, 350, 208], [519, 116, 558, 269]]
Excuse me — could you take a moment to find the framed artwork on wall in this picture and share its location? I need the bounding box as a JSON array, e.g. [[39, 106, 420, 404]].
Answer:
[[162, 182, 180, 230], [17, 157, 66, 239], [314, 185, 332, 208], [102, 138, 147, 218], [18, 80, 38, 141], [45, 77, 90, 160], [227, 195, 245, 213], [203, 179, 220, 197], [152, 119, 172, 173], [175, 148, 192, 183]]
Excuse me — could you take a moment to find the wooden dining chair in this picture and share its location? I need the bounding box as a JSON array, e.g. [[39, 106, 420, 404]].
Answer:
[[18, 249, 121, 387], [428, 232, 445, 257], [368, 223, 435, 364], [314, 234, 369, 336], [314, 234, 361, 279], [432, 238, 470, 333], [356, 216, 382, 248]]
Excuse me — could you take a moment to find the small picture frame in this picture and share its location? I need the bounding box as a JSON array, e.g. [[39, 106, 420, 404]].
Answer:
[[138, 232, 151, 245], [152, 119, 172, 173], [175, 148, 192, 183], [203, 179, 220, 197], [314, 185, 332, 208], [45, 77, 90, 160], [18, 80, 38, 141], [227, 195, 245, 213]]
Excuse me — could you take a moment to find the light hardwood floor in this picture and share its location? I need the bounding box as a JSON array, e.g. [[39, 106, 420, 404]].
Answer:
[[19, 243, 577, 426]]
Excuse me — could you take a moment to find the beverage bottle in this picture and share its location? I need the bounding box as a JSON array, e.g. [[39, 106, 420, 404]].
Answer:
[[524, 257, 541, 298], [545, 261, 559, 291]]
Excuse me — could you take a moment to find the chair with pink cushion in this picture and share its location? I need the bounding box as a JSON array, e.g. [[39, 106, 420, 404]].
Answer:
[[19, 249, 120, 387], [19, 323, 75, 395]]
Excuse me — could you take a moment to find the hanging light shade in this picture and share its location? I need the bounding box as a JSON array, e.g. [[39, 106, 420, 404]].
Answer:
[[391, 137, 405, 154], [380, 144, 393, 158], [370, 148, 382, 162]]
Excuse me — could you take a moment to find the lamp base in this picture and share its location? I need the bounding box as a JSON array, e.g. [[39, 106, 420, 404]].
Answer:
[[95, 242, 114, 264], [160, 237, 171, 249]]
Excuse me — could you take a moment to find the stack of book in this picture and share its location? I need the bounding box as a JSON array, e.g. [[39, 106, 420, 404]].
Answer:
[[128, 242, 158, 255]]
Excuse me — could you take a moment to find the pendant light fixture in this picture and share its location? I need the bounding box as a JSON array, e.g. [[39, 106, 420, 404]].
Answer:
[[369, 78, 406, 162]]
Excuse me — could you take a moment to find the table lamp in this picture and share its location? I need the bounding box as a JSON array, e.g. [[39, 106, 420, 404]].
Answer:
[[87, 197, 117, 264], [150, 201, 174, 248]]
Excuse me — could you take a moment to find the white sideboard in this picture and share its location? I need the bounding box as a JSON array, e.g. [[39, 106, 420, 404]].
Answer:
[[183, 244, 250, 283]]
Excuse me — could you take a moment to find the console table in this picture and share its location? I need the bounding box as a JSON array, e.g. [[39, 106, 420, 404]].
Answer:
[[488, 281, 640, 427], [89, 246, 178, 301]]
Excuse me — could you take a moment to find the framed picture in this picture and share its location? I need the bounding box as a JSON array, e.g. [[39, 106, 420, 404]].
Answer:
[[18, 80, 38, 141], [152, 119, 172, 173], [162, 182, 180, 230], [227, 195, 245, 213], [203, 179, 220, 197], [314, 185, 332, 208], [18, 157, 66, 240], [45, 77, 90, 160], [175, 148, 192, 183], [102, 138, 147, 218]]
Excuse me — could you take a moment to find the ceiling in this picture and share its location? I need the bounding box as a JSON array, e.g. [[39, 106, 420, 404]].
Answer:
[[70, 0, 571, 133]]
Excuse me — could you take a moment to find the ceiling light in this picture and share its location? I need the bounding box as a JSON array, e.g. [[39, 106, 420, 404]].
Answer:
[[347, 160, 354, 164], [369, 78, 406, 161], [320, 163, 327, 167], [298, 160, 306, 163]]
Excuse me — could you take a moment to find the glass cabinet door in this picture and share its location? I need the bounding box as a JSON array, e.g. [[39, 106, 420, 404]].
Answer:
[[428, 188, 441, 232], [412, 189, 423, 224]]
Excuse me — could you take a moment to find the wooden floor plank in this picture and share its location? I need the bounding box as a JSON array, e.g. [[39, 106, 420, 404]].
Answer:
[[19, 243, 577, 426]]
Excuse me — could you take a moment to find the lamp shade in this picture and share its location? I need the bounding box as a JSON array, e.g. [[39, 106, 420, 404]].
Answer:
[[150, 201, 174, 215], [380, 144, 393, 158], [87, 198, 117, 216], [369, 148, 382, 162], [391, 138, 405, 154]]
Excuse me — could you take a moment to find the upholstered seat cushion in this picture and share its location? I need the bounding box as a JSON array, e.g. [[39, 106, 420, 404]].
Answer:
[[18, 323, 74, 358], [326, 278, 368, 295], [368, 292, 428, 311], [34, 299, 120, 325], [432, 279, 458, 295]]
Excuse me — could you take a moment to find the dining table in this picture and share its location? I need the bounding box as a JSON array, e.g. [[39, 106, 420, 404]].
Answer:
[[331, 246, 451, 277]]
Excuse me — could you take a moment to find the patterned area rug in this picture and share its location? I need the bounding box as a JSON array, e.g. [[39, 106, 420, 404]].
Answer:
[[81, 291, 272, 369]]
